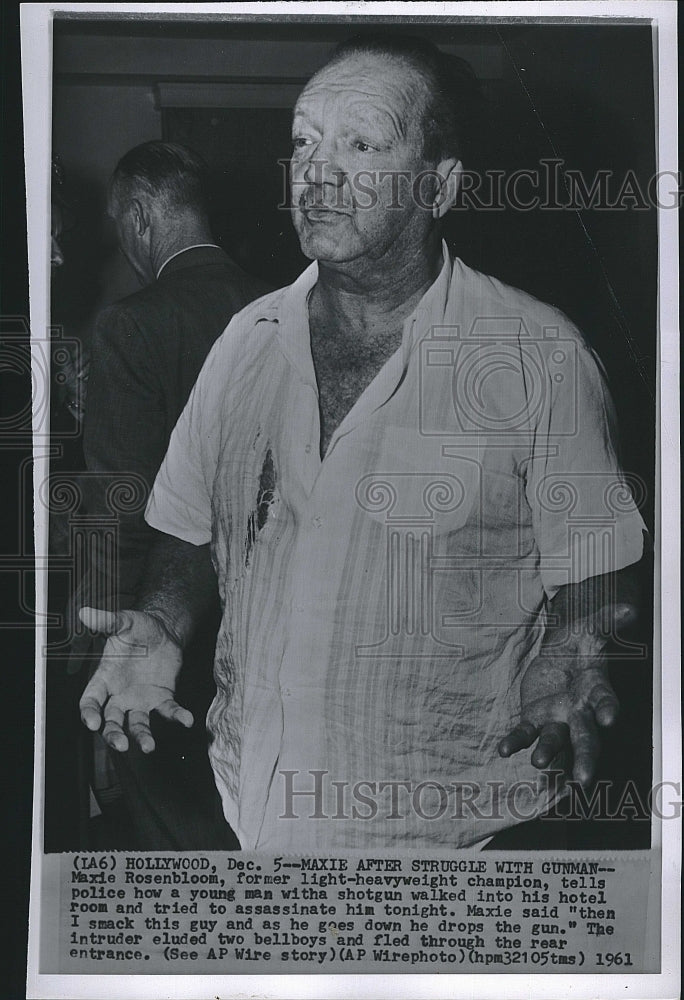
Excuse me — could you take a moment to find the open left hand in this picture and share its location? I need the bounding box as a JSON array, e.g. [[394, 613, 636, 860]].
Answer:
[[498, 653, 619, 786]]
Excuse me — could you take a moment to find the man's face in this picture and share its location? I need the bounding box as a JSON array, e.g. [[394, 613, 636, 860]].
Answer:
[[290, 54, 437, 267]]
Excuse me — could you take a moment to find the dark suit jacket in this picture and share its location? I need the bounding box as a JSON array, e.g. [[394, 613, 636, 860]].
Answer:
[[81, 245, 269, 609]]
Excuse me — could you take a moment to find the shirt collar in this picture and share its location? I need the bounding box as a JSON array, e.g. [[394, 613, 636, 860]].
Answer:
[[400, 239, 453, 369], [257, 241, 454, 383], [156, 243, 222, 280], [264, 260, 320, 383]]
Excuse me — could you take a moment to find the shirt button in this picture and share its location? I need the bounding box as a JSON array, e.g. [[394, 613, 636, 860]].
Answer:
[[305, 444, 312, 454], [312, 515, 322, 528]]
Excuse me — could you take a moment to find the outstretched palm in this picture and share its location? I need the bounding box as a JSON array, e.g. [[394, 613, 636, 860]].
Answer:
[[79, 607, 192, 753], [498, 652, 619, 786]]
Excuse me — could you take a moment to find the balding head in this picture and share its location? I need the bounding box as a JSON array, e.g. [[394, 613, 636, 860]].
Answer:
[[321, 33, 480, 164], [108, 141, 210, 218]]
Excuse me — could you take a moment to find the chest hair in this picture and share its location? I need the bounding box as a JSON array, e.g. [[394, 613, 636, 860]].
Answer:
[[310, 315, 403, 458]]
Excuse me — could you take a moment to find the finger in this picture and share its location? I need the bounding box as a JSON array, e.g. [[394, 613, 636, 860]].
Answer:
[[79, 674, 109, 731], [587, 682, 619, 728], [79, 607, 124, 636], [531, 722, 570, 769], [102, 703, 128, 752], [498, 721, 539, 757], [569, 710, 601, 787], [155, 698, 194, 729], [127, 711, 155, 754]]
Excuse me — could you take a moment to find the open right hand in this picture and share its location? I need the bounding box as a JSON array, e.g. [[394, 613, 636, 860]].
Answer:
[[78, 607, 192, 753]]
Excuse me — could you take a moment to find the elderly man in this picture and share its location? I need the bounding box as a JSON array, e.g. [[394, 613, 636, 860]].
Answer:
[[75, 141, 268, 849], [80, 36, 646, 851]]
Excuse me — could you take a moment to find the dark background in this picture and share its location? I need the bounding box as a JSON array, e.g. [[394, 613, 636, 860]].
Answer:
[[3, 8, 663, 997]]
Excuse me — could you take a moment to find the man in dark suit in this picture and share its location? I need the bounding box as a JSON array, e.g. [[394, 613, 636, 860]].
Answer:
[[76, 141, 268, 849]]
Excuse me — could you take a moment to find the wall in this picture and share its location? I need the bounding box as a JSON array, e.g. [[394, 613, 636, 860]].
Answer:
[[52, 84, 161, 202]]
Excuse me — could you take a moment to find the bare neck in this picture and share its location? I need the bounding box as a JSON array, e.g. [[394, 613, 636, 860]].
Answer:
[[150, 219, 215, 278], [313, 234, 444, 340]]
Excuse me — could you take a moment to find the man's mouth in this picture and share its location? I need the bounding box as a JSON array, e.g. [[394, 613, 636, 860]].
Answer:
[[301, 202, 350, 212], [299, 193, 352, 218], [301, 206, 350, 222]]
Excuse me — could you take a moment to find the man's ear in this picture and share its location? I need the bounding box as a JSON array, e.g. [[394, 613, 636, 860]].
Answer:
[[131, 198, 150, 238], [432, 158, 463, 219]]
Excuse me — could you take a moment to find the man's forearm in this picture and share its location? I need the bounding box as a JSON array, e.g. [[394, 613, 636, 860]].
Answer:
[[134, 531, 218, 649], [542, 561, 642, 657]]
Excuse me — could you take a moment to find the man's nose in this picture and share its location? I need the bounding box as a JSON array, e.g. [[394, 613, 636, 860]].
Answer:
[[51, 236, 64, 268], [301, 139, 346, 188]]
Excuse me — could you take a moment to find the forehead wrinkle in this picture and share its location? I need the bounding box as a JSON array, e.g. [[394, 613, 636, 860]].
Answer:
[[295, 57, 427, 142], [294, 94, 406, 142]]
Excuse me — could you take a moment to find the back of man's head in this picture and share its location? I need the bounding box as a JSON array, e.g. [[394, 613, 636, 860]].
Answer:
[[326, 33, 481, 163], [109, 141, 210, 219]]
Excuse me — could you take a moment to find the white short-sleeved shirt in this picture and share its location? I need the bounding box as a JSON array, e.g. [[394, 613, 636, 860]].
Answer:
[[146, 247, 645, 850]]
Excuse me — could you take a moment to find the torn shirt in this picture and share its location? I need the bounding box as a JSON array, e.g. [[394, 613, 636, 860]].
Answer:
[[146, 246, 646, 850]]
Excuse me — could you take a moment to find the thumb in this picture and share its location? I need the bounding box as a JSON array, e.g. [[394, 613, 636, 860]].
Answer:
[[79, 606, 124, 635]]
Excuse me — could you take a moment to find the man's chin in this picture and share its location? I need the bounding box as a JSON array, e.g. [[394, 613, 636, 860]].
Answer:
[[300, 237, 357, 264], [293, 213, 355, 260], [296, 230, 359, 265]]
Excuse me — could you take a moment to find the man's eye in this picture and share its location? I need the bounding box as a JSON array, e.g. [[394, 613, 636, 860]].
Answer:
[[353, 140, 374, 153], [292, 137, 311, 149]]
